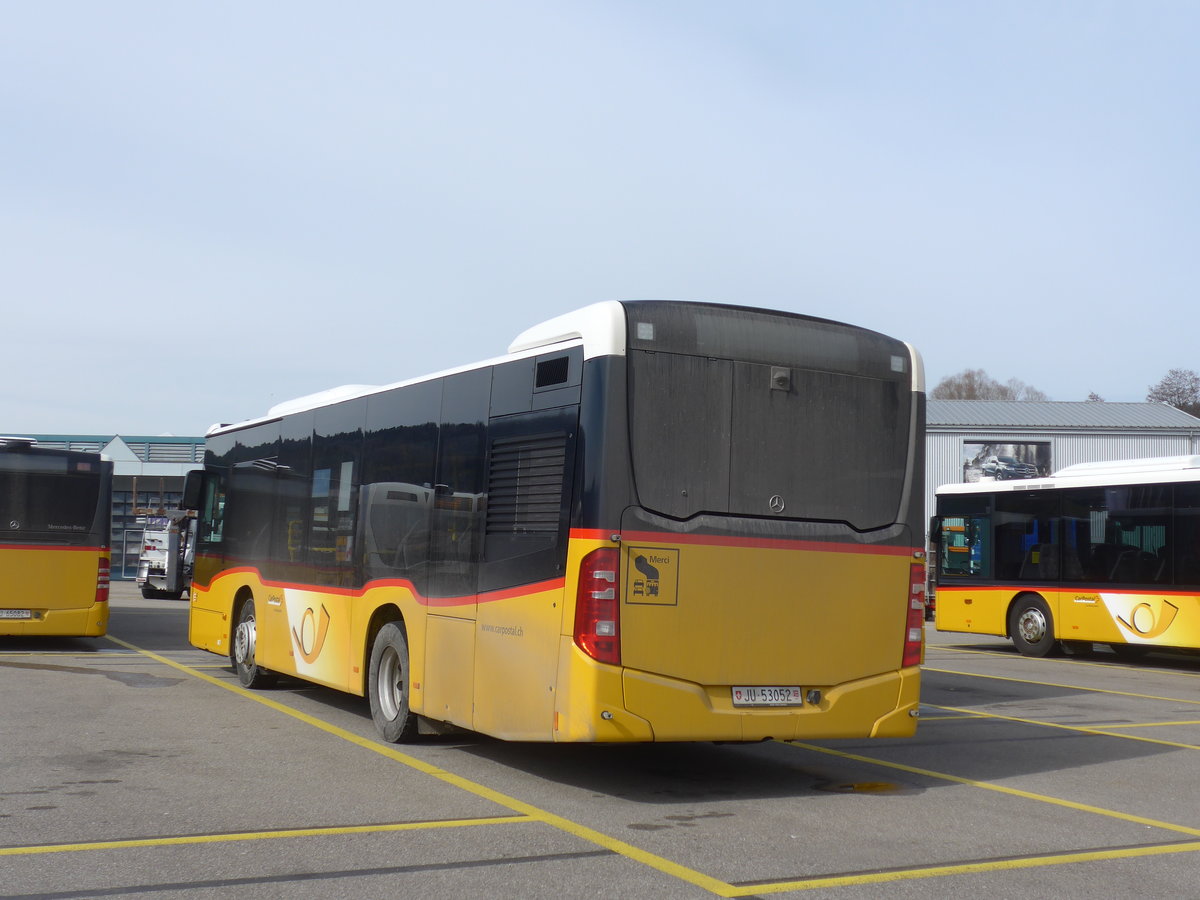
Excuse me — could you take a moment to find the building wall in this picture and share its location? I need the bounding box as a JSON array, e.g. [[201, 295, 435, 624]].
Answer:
[[924, 429, 1200, 534]]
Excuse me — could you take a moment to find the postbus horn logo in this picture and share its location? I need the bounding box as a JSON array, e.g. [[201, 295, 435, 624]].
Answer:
[[292, 604, 332, 664], [1116, 599, 1179, 639]]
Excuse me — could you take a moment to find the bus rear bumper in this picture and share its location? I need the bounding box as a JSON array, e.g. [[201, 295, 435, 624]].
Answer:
[[621, 666, 920, 741], [0, 604, 107, 637]]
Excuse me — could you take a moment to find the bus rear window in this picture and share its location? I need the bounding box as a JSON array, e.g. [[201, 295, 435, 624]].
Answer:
[[0, 471, 102, 542], [623, 304, 913, 530]]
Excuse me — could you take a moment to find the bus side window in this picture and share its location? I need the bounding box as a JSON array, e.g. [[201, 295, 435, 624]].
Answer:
[[939, 516, 989, 577], [198, 475, 225, 546]]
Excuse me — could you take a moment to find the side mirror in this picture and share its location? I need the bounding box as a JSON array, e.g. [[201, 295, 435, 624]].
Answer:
[[181, 469, 205, 511]]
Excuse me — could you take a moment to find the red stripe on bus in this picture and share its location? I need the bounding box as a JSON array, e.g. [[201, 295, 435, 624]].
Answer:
[[569, 528, 915, 556], [192, 565, 566, 608], [0, 544, 108, 552], [936, 584, 1200, 599]]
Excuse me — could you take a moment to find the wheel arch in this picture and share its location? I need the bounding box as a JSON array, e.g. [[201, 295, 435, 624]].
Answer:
[[231, 585, 256, 625], [362, 603, 405, 696], [1005, 590, 1052, 640]]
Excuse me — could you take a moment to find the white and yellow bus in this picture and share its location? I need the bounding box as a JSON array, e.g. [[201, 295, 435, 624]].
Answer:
[[933, 456, 1200, 657], [185, 301, 926, 742], [0, 438, 113, 637]]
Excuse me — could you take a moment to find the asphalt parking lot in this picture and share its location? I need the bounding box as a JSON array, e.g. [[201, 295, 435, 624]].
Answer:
[[3, 582, 1200, 899]]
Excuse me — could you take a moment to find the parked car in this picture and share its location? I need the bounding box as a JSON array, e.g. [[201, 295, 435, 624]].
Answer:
[[982, 455, 1038, 480]]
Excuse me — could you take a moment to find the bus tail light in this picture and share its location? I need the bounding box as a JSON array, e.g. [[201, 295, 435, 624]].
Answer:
[[574, 548, 620, 665], [96, 558, 111, 605], [902, 562, 925, 668]]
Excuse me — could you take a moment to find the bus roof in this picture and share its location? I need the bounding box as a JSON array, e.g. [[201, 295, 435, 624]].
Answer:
[[937, 455, 1200, 496], [210, 300, 921, 437], [209, 305, 621, 436]]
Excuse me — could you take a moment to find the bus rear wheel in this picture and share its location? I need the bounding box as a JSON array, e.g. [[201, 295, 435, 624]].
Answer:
[[232, 598, 276, 688], [369, 622, 418, 743], [1009, 595, 1057, 657]]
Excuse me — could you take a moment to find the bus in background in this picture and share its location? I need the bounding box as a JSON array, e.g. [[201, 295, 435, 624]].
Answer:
[[932, 456, 1200, 658], [0, 438, 113, 636], [186, 301, 926, 743]]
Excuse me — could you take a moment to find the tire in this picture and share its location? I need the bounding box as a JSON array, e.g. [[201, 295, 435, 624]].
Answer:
[[368, 622, 418, 743], [231, 598, 277, 688], [1009, 595, 1057, 657]]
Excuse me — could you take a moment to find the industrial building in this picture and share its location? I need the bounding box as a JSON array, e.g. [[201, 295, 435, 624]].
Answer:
[[925, 400, 1200, 523]]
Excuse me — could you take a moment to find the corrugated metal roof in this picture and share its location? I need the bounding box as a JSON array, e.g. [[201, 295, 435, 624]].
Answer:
[[928, 400, 1200, 430], [9, 434, 205, 463]]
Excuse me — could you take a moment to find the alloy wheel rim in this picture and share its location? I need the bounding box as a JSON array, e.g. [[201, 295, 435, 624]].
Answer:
[[378, 647, 403, 720], [1018, 608, 1046, 643]]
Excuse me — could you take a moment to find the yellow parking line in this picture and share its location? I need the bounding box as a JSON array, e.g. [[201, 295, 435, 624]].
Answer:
[[103, 635, 733, 897], [1093, 720, 1200, 730], [0, 651, 134, 658], [925, 666, 1200, 706], [930, 646, 1200, 679], [928, 704, 1200, 751], [0, 817, 529, 857], [98, 633, 1200, 897], [788, 741, 1200, 837], [727, 840, 1200, 895], [929, 645, 1013, 657]]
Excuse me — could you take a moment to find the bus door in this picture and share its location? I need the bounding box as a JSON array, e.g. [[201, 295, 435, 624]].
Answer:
[[422, 370, 489, 726], [473, 404, 578, 739]]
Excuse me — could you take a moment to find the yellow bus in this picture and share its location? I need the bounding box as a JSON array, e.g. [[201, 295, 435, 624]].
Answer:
[[933, 456, 1200, 658], [0, 438, 113, 636], [185, 301, 926, 742]]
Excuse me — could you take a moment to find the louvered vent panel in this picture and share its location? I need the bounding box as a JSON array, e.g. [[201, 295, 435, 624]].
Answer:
[[148, 443, 199, 463], [486, 434, 566, 535]]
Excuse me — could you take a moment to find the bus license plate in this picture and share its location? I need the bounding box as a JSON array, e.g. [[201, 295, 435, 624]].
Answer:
[[0, 609, 33, 619], [732, 686, 803, 707]]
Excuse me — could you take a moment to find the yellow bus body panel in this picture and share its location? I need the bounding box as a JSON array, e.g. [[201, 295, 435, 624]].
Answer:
[[935, 586, 1012, 637], [553, 535, 918, 742], [188, 532, 920, 742], [471, 582, 567, 741], [0, 546, 108, 637], [618, 537, 913, 686], [189, 567, 429, 700], [938, 584, 1200, 649]]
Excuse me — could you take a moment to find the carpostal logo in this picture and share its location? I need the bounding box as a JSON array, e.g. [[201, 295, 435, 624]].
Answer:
[[292, 604, 332, 663], [1109, 597, 1179, 640]]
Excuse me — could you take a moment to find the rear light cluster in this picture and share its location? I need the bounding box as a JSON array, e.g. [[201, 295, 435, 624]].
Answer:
[[96, 558, 111, 605], [574, 548, 620, 665], [902, 561, 925, 668]]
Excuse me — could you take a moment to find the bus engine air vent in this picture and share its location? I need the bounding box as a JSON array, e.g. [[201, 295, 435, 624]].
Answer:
[[535, 356, 570, 388], [485, 434, 567, 536]]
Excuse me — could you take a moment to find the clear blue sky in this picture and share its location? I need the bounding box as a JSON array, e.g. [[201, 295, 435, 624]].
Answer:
[[4, 1, 1197, 435]]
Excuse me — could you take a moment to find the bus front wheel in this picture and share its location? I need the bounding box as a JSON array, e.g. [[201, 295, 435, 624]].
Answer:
[[1009, 595, 1057, 657], [232, 599, 277, 688], [369, 622, 419, 743]]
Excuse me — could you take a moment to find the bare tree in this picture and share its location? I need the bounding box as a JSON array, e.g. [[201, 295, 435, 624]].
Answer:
[[1147, 368, 1200, 417], [1087, 392, 1105, 401], [931, 369, 1048, 401]]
